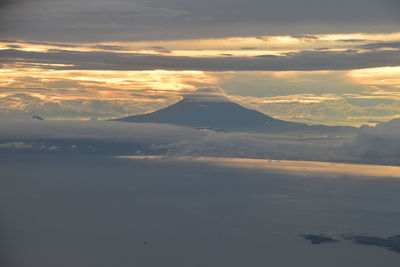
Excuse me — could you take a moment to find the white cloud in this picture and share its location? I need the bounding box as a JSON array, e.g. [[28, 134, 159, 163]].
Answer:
[[151, 130, 349, 162], [0, 117, 399, 165], [0, 141, 33, 149], [348, 119, 400, 164]]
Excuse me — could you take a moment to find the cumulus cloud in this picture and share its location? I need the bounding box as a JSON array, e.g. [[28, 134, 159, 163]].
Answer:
[[347, 119, 400, 164], [0, 117, 350, 160], [151, 130, 350, 162], [0, 116, 399, 166]]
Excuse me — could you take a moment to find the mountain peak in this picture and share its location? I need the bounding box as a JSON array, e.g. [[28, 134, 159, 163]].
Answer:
[[182, 87, 230, 103], [112, 90, 308, 132], [112, 88, 355, 133]]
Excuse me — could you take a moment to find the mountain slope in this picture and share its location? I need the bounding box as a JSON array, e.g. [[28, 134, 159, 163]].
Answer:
[[113, 98, 354, 133]]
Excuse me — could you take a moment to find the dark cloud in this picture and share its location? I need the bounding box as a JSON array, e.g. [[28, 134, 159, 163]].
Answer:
[[148, 46, 171, 53], [339, 39, 367, 43], [301, 234, 340, 244], [149, 46, 166, 50], [91, 45, 125, 51], [361, 41, 400, 50], [6, 44, 22, 49], [291, 35, 319, 40], [254, 54, 279, 58], [0, 0, 399, 42], [302, 233, 400, 254], [1, 48, 399, 71], [343, 235, 400, 253]]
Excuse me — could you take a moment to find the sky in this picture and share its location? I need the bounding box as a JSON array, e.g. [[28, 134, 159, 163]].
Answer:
[[2, 2, 400, 264], [1, 0, 400, 125]]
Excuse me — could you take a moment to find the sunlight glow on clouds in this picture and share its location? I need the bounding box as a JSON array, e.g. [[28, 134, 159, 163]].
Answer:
[[2, 32, 400, 57], [348, 67, 400, 88], [1, 31, 400, 124], [0, 66, 217, 95]]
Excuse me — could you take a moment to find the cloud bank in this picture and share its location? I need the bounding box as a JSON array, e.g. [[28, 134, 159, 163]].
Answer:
[[348, 119, 400, 164], [1, 48, 399, 72], [0, 116, 399, 165], [1, 0, 399, 42]]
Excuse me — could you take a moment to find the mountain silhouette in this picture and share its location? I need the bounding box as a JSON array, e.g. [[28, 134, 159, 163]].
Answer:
[[113, 97, 354, 133]]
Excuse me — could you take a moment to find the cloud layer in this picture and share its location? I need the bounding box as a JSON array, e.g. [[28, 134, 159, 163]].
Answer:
[[1, 117, 399, 165], [1, 0, 399, 42], [1, 48, 399, 72], [1, 2, 399, 124]]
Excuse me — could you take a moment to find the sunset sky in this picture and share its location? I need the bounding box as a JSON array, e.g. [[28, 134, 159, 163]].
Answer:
[[1, 0, 399, 125], [3, 2, 400, 265]]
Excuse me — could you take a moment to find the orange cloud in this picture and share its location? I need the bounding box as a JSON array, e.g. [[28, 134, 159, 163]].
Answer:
[[348, 66, 400, 88], [0, 64, 219, 100]]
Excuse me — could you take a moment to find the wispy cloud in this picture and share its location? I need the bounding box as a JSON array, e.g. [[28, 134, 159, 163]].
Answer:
[[1, 48, 399, 72]]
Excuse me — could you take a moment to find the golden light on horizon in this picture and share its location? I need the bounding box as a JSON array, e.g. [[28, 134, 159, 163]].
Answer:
[[3, 32, 399, 56], [348, 66, 400, 88], [0, 65, 218, 95], [1, 32, 400, 124]]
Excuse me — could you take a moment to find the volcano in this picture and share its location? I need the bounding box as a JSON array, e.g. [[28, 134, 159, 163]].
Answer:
[[113, 94, 354, 133]]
